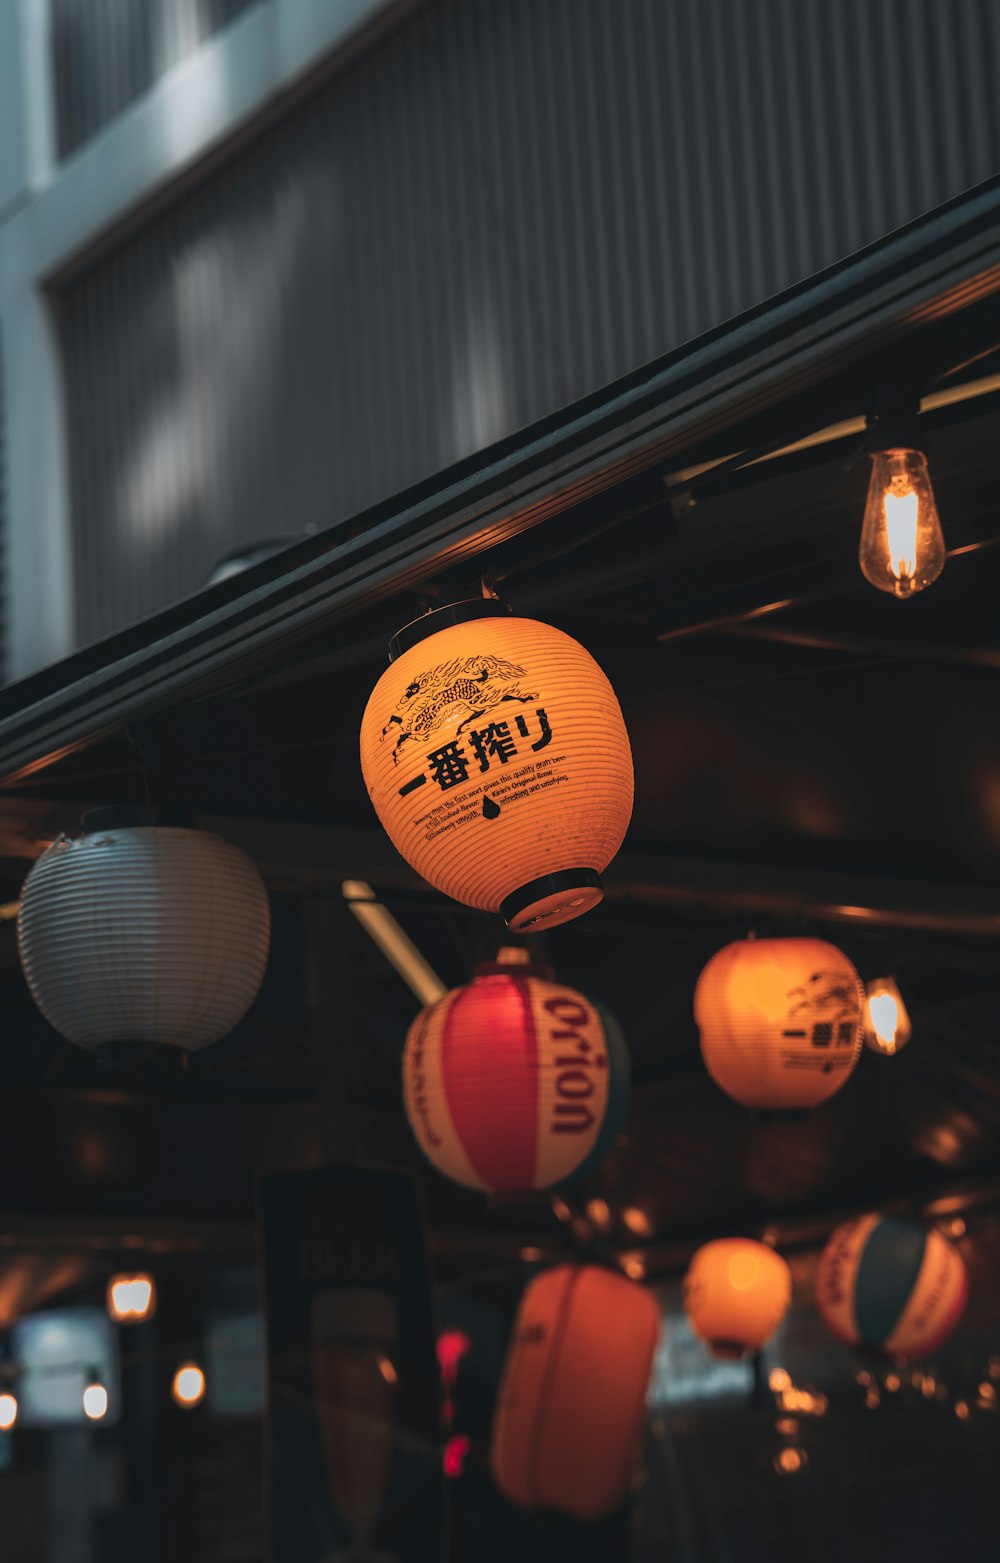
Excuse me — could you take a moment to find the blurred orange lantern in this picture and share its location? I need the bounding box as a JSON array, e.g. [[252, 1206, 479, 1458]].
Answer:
[[684, 1238, 791, 1358], [360, 600, 633, 931], [403, 950, 629, 1192], [695, 937, 865, 1109], [490, 1264, 660, 1519], [816, 1214, 967, 1360]]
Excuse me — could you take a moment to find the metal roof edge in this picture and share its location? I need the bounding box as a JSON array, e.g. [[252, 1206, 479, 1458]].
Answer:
[[0, 174, 999, 784]]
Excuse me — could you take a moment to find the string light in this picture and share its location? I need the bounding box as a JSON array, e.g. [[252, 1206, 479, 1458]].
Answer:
[[0, 1392, 17, 1431], [82, 1372, 108, 1422], [858, 391, 945, 598], [622, 1207, 653, 1238], [863, 978, 912, 1056], [107, 1274, 156, 1324], [773, 1447, 807, 1476], [585, 1199, 611, 1231], [778, 1386, 828, 1417], [171, 1363, 206, 1408]]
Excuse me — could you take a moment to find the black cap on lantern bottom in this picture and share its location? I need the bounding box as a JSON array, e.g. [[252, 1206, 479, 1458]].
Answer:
[[500, 869, 604, 932], [707, 1339, 751, 1361], [96, 1042, 190, 1074]]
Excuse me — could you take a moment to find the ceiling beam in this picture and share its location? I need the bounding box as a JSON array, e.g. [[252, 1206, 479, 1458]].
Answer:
[[202, 816, 1000, 940]]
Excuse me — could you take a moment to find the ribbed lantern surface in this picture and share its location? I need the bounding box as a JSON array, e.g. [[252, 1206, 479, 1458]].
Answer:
[[684, 1238, 792, 1359], [403, 966, 629, 1192], [360, 603, 633, 932], [694, 937, 865, 1110], [490, 1264, 660, 1519], [18, 823, 270, 1052], [816, 1215, 967, 1360]]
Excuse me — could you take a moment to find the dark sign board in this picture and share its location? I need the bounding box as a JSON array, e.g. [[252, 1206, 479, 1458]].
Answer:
[[260, 1165, 444, 1563]]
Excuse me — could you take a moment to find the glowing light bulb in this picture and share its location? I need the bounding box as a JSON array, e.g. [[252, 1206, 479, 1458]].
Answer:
[[769, 1367, 791, 1393], [585, 1198, 611, 1230], [0, 1392, 17, 1430], [83, 1379, 108, 1421], [622, 1207, 653, 1238], [773, 1446, 807, 1475], [172, 1363, 206, 1408], [859, 448, 945, 598], [864, 977, 911, 1055], [107, 1273, 156, 1323]]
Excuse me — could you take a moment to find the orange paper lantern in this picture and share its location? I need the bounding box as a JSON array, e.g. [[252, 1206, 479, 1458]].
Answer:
[[490, 1264, 660, 1519], [684, 1238, 792, 1358], [816, 1215, 967, 1360], [403, 956, 629, 1192], [360, 601, 633, 931], [694, 937, 864, 1109]]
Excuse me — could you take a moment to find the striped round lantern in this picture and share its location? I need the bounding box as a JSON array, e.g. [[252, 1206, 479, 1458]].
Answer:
[[815, 1215, 967, 1360], [402, 954, 629, 1192], [18, 809, 270, 1055], [360, 599, 633, 932], [490, 1264, 660, 1519], [695, 937, 865, 1110], [684, 1238, 792, 1359]]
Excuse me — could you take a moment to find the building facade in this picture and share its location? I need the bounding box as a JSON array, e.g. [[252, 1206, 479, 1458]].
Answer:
[[2, 0, 999, 678]]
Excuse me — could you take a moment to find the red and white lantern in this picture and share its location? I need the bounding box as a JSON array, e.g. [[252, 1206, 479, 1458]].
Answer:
[[402, 953, 629, 1193]]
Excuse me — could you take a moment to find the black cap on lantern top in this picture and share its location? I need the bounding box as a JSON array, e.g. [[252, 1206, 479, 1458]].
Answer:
[[80, 805, 201, 832], [81, 805, 158, 833], [389, 598, 512, 661]]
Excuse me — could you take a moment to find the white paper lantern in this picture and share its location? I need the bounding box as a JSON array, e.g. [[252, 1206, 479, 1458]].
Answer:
[[17, 810, 270, 1054]]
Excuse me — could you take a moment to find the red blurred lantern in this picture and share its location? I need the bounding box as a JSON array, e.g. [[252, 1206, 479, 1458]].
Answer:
[[491, 1264, 660, 1519], [403, 952, 629, 1192]]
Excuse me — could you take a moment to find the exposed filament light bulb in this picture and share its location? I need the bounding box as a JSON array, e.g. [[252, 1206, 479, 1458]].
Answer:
[[859, 447, 945, 598], [864, 976, 911, 1056], [82, 1373, 108, 1421]]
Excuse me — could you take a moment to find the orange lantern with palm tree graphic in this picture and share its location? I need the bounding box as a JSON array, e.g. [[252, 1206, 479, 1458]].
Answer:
[[695, 937, 865, 1110], [360, 600, 633, 932]]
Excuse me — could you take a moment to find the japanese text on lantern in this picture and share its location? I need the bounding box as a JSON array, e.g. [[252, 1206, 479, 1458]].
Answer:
[[399, 709, 553, 796]]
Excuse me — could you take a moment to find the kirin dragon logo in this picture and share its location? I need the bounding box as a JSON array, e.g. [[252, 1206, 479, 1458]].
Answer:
[[381, 655, 538, 762], [786, 970, 861, 1027]]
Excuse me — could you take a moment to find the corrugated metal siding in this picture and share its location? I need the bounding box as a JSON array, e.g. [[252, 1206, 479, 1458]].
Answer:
[[56, 0, 1000, 646], [52, 0, 261, 158], [0, 328, 6, 684]]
